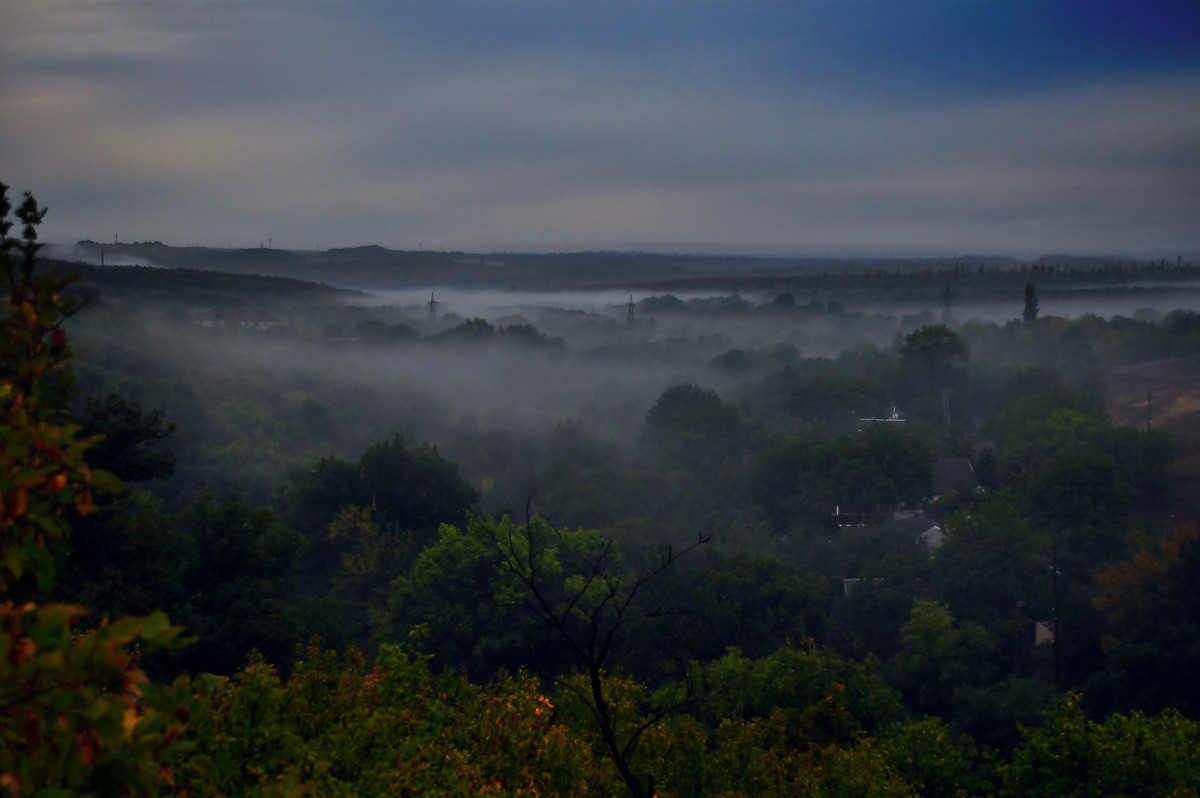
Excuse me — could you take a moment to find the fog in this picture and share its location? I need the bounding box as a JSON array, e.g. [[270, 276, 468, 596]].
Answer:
[[62, 255, 1200, 518]]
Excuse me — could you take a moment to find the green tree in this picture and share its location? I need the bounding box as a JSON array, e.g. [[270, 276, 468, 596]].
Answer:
[[1023, 283, 1039, 323], [754, 423, 933, 530], [787, 364, 889, 435], [898, 324, 969, 389], [1, 182, 202, 795], [935, 497, 1050, 627], [890, 600, 996, 719], [643, 382, 746, 471], [169, 492, 311, 675], [75, 394, 177, 484], [325, 503, 413, 636], [385, 514, 708, 798], [1004, 696, 1200, 797], [279, 434, 479, 596], [178, 641, 609, 796], [1025, 451, 1130, 579], [59, 395, 183, 621], [636, 549, 832, 665]]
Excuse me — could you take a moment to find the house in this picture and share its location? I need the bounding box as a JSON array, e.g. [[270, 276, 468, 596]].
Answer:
[[1020, 617, 1056, 647], [194, 308, 282, 330], [842, 577, 885, 596], [931, 456, 977, 502], [857, 405, 906, 430], [894, 511, 945, 555]]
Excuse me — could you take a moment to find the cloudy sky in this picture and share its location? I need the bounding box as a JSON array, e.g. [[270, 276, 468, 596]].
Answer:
[[2, 1, 1198, 258]]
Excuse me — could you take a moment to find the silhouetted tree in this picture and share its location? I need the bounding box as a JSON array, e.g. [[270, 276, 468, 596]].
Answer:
[[1023, 283, 1039, 323]]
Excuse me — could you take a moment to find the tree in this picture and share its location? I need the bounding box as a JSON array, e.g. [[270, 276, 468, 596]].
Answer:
[[1, 181, 201, 795], [786, 366, 888, 435], [934, 497, 1050, 627], [899, 323, 968, 388], [75, 394, 176, 484], [386, 513, 709, 798], [325, 503, 413, 628], [636, 549, 832, 665], [754, 422, 933, 530], [171, 491, 310, 675], [177, 642, 610, 795], [1023, 283, 1039, 323], [279, 434, 479, 596], [59, 395, 182, 618], [643, 382, 745, 469], [1005, 696, 1200, 796], [1088, 524, 1200, 715], [482, 514, 711, 798], [891, 601, 995, 719], [1026, 451, 1130, 579]]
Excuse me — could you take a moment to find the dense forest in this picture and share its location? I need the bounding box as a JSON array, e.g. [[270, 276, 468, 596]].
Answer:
[[6, 184, 1200, 795]]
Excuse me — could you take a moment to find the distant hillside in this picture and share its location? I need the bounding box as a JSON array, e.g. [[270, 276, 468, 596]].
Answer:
[[39, 258, 361, 309], [64, 242, 1200, 298]]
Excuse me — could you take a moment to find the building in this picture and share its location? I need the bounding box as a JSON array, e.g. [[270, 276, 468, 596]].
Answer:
[[194, 308, 282, 330]]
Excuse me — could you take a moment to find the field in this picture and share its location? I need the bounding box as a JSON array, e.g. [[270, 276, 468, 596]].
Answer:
[[1107, 355, 1200, 524]]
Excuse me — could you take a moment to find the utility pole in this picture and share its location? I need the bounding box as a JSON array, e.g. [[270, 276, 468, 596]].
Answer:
[[1052, 541, 1060, 686], [626, 295, 635, 324]]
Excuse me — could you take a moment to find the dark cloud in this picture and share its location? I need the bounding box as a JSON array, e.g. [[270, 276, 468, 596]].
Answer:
[[2, 1, 1197, 257]]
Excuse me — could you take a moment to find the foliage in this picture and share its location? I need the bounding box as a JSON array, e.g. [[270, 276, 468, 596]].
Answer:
[[898, 324, 969, 387], [934, 497, 1050, 627], [279, 434, 479, 598], [891, 600, 998, 719], [1087, 524, 1200, 715], [387, 513, 708, 798], [75, 394, 177, 485], [639, 549, 832, 664], [879, 717, 985, 798], [0, 603, 205, 796], [168, 491, 311, 676], [1, 182, 199, 796], [340, 434, 480, 544], [325, 503, 413, 629], [179, 641, 609, 796], [643, 382, 748, 469], [381, 520, 530, 677], [754, 422, 933, 529], [1004, 695, 1200, 797], [1025, 451, 1130, 578], [58, 395, 182, 621], [58, 492, 190, 622], [696, 643, 903, 739]]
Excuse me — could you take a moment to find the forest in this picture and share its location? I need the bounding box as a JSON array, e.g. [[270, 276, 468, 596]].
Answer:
[[6, 183, 1200, 796]]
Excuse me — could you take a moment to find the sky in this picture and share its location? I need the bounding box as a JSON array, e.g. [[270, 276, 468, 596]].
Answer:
[[2, 0, 1199, 259]]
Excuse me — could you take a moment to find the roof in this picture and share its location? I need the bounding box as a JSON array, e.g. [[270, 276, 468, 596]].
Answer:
[[932, 457, 977, 498]]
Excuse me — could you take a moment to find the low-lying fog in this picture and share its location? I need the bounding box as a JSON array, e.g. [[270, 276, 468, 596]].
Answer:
[[366, 283, 1200, 332], [68, 266, 1200, 510]]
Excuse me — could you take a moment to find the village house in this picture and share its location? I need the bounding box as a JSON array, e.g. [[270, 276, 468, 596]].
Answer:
[[193, 308, 282, 330]]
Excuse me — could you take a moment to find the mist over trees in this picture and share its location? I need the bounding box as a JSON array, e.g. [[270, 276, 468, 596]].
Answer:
[[8, 196, 1200, 794]]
